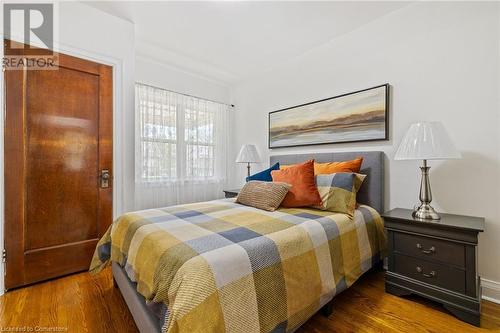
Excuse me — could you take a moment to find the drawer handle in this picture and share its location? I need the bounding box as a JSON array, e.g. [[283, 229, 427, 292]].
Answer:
[[416, 243, 435, 254], [416, 266, 436, 278]]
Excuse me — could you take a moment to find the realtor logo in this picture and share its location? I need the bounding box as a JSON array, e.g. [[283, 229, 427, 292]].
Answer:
[[5, 3, 54, 50], [3, 3, 58, 70]]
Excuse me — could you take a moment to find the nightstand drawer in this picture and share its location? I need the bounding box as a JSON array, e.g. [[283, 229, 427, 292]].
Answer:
[[393, 232, 465, 268], [393, 253, 465, 294]]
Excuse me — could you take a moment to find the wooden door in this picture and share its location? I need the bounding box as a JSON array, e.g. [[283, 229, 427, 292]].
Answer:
[[4, 41, 113, 289]]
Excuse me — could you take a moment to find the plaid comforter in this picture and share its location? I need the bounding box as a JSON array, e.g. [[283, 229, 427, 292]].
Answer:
[[90, 199, 386, 333]]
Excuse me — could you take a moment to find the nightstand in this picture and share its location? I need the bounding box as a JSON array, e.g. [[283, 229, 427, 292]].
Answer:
[[382, 208, 485, 326], [223, 189, 240, 198]]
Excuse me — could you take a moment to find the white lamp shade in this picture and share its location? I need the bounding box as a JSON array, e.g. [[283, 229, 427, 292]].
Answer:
[[236, 144, 261, 163], [394, 122, 461, 160]]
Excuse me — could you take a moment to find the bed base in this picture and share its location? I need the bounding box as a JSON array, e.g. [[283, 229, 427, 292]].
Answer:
[[112, 262, 162, 333]]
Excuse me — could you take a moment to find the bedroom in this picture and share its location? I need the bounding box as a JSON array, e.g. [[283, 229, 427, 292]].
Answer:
[[1, 1, 499, 332]]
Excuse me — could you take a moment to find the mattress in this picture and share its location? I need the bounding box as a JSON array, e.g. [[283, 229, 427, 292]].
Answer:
[[91, 199, 386, 333]]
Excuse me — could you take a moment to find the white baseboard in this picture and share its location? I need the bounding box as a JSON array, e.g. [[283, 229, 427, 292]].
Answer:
[[482, 278, 500, 304]]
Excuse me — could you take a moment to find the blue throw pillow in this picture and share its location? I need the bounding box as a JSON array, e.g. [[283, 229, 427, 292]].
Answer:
[[246, 162, 280, 182]]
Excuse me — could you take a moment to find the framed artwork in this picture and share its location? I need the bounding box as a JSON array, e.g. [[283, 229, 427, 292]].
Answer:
[[268, 84, 389, 148]]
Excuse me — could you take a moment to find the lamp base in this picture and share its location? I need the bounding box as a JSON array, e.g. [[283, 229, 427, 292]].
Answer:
[[413, 159, 441, 221], [413, 203, 440, 220]]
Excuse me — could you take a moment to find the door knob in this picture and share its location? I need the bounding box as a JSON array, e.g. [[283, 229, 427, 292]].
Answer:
[[100, 169, 111, 188]]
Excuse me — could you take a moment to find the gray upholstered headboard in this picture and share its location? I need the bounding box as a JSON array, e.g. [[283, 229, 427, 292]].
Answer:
[[270, 151, 385, 213]]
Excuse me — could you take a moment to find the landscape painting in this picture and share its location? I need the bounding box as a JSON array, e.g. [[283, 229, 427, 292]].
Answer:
[[269, 84, 389, 148]]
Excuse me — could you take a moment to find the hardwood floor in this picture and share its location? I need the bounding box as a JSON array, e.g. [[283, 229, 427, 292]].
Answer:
[[0, 268, 136, 332], [1, 268, 499, 332]]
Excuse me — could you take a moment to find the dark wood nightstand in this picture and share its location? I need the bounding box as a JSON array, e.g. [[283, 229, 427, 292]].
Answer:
[[223, 189, 240, 198], [382, 208, 485, 326]]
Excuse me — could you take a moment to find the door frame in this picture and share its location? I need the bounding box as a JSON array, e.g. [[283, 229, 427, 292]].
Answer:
[[0, 40, 127, 294]]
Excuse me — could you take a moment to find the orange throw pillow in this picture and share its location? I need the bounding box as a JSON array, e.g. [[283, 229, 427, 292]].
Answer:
[[281, 157, 363, 174], [314, 157, 363, 174], [271, 160, 322, 208]]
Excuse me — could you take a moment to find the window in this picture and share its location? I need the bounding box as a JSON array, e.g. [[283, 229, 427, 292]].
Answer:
[[135, 83, 229, 183]]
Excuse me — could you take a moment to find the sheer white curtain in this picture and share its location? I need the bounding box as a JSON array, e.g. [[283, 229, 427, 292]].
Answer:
[[135, 83, 230, 209]]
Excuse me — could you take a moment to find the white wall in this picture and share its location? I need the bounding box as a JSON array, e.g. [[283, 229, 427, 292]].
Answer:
[[0, 2, 136, 293], [135, 57, 231, 106], [231, 1, 500, 296]]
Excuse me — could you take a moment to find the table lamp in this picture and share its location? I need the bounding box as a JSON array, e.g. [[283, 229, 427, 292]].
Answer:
[[236, 144, 261, 177], [394, 121, 461, 220]]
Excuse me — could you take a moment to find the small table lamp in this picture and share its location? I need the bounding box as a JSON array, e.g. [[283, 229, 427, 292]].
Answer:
[[395, 121, 461, 220], [236, 144, 261, 177]]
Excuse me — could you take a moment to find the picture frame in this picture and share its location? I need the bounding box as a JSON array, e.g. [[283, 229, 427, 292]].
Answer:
[[268, 84, 389, 149]]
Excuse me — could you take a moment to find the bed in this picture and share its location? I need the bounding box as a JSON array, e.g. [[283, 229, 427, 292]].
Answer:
[[91, 151, 386, 333]]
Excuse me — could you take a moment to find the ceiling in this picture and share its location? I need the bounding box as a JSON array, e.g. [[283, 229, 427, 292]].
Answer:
[[85, 1, 410, 83]]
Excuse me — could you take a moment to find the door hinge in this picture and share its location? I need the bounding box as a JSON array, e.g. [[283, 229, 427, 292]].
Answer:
[[2, 248, 6, 277]]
